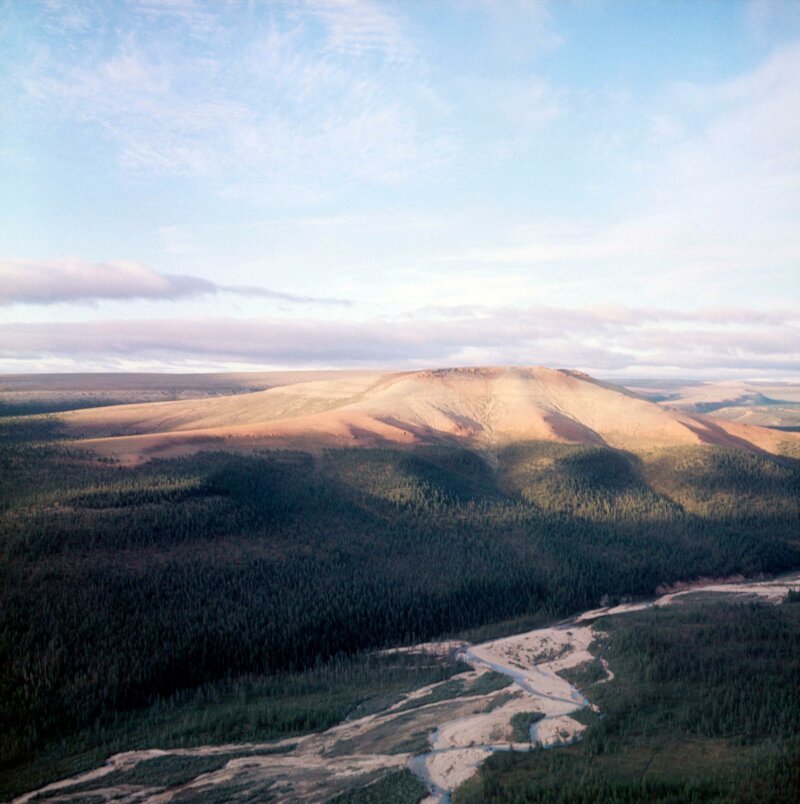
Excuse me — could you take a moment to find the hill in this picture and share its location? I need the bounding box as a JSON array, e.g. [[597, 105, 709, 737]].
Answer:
[[57, 367, 798, 462], [625, 378, 800, 431], [0, 370, 369, 417], [1, 396, 799, 797]]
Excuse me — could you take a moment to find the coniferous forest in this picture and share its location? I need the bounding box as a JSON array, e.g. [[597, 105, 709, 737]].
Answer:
[[1, 416, 799, 797], [456, 596, 800, 803]]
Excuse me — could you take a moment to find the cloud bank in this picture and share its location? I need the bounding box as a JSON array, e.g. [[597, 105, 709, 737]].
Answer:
[[1, 4, 797, 379], [0, 258, 348, 306], [2, 305, 796, 378]]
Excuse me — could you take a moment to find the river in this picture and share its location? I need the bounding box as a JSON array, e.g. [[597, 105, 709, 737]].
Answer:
[[15, 572, 800, 803]]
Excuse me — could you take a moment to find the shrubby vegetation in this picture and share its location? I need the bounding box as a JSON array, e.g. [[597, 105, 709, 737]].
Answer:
[[0, 647, 462, 799], [510, 711, 545, 742], [0, 398, 126, 417], [1, 417, 798, 795], [329, 769, 428, 803], [455, 597, 800, 803]]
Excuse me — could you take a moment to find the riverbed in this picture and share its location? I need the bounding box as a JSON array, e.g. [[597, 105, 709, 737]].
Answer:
[[15, 572, 800, 803]]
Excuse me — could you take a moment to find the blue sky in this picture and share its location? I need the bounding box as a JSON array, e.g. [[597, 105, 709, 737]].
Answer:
[[1, 0, 798, 376]]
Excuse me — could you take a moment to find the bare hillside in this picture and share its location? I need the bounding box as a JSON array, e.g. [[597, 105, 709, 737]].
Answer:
[[56, 367, 799, 462], [624, 378, 800, 430]]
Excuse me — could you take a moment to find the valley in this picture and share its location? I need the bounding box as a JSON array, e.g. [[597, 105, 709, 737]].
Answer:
[[13, 573, 800, 803], [7, 1, 797, 800], [1, 368, 798, 802]]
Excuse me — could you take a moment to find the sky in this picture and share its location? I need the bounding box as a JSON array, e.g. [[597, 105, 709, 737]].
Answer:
[[1, 0, 799, 378]]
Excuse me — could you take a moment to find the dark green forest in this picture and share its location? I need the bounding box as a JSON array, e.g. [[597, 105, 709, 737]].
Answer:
[[456, 595, 800, 803], [1, 416, 798, 795]]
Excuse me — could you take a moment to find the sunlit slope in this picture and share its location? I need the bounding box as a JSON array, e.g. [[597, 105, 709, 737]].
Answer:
[[60, 367, 799, 461], [62, 372, 386, 433], [624, 378, 800, 430], [0, 369, 372, 416]]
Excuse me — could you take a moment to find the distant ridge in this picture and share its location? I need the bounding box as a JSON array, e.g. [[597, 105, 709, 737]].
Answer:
[[60, 367, 799, 463]]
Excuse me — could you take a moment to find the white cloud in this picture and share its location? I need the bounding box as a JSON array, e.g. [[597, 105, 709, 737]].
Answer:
[[2, 304, 796, 377], [302, 0, 416, 61], [744, 0, 800, 45], [3, 2, 798, 379], [471, 0, 563, 62], [14, 1, 450, 197], [0, 257, 349, 306], [434, 41, 800, 308]]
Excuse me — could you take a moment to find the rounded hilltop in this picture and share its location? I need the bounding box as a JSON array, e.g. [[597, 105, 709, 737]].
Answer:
[[58, 366, 798, 463]]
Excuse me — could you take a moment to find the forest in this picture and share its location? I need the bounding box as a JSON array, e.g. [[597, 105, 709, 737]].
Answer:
[[455, 594, 800, 803], [1, 415, 799, 796]]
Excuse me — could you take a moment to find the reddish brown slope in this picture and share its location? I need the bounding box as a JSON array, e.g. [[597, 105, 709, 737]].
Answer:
[[60, 367, 799, 463]]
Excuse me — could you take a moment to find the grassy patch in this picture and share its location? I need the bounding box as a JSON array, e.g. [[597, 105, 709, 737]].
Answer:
[[477, 691, 522, 713], [509, 711, 545, 742], [393, 671, 513, 715], [177, 778, 278, 803], [30, 752, 284, 798], [467, 672, 514, 695], [569, 707, 600, 727], [386, 731, 431, 756], [330, 768, 428, 803], [393, 678, 468, 713], [559, 658, 607, 690]]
